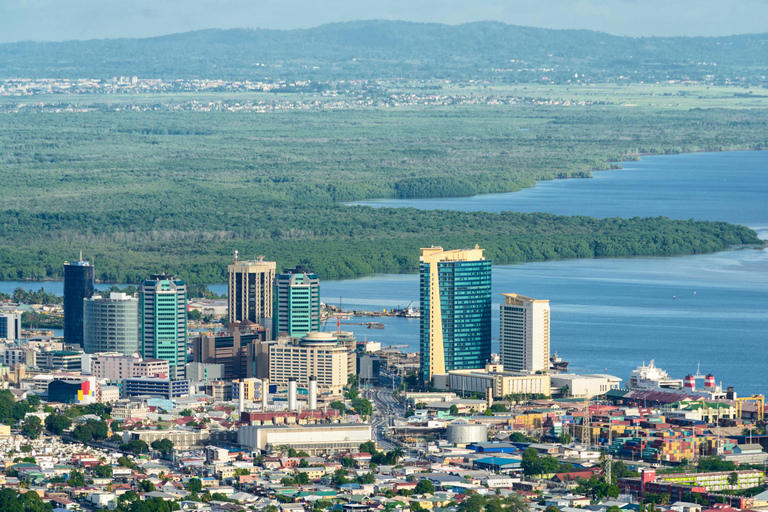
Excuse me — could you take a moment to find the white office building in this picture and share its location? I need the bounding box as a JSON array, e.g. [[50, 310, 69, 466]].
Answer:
[[83, 293, 139, 354], [499, 293, 550, 372]]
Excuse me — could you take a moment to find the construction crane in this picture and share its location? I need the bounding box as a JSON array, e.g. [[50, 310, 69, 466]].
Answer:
[[581, 394, 591, 449], [735, 395, 765, 422]]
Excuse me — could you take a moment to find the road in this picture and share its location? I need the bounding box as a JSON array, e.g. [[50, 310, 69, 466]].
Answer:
[[369, 386, 404, 451]]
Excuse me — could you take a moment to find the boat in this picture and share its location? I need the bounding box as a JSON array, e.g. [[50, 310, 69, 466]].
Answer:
[[366, 322, 385, 329], [628, 360, 683, 390], [628, 360, 727, 400], [549, 352, 569, 371]]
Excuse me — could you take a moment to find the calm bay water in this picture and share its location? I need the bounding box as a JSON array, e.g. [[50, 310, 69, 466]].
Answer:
[[3, 152, 767, 395], [349, 151, 768, 229]]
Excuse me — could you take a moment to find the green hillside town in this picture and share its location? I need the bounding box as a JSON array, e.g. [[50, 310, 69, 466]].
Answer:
[[0, 9, 767, 512]]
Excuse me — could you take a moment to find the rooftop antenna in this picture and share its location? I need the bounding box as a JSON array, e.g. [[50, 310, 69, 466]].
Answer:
[[79, 250, 83, 262], [234, 250, 239, 264]]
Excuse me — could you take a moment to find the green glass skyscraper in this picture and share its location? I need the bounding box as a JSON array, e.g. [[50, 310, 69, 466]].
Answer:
[[420, 246, 492, 381], [139, 273, 188, 379], [273, 266, 320, 337]]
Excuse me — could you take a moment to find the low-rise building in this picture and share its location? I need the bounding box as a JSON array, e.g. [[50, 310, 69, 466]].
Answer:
[[238, 423, 372, 455], [550, 373, 622, 398], [122, 378, 190, 399]]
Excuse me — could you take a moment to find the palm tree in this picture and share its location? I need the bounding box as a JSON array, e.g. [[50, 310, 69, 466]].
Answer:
[[391, 447, 405, 465]]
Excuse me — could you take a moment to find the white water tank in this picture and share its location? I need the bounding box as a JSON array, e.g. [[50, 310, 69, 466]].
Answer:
[[446, 420, 488, 444]]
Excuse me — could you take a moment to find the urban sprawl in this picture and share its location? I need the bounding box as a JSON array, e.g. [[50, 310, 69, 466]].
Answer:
[[0, 246, 766, 512]]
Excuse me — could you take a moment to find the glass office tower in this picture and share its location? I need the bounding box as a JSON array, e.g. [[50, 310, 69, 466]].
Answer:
[[63, 257, 95, 346], [273, 266, 320, 337], [139, 273, 188, 379], [419, 246, 492, 381]]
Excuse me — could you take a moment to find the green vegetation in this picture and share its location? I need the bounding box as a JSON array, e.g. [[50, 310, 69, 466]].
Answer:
[[697, 456, 736, 472], [21, 312, 63, 330], [0, 488, 53, 512], [522, 448, 576, 477], [0, 103, 763, 284], [44, 414, 72, 435], [151, 439, 174, 454], [0, 391, 37, 425], [0, 21, 766, 84]]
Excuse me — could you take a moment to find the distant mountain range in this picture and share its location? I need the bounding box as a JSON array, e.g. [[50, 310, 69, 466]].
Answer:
[[1, 20, 766, 82]]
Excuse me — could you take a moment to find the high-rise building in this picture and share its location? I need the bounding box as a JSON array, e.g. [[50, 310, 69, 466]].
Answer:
[[63, 256, 95, 346], [419, 245, 492, 381], [499, 293, 550, 373], [190, 326, 269, 380], [273, 266, 320, 337], [83, 292, 139, 354], [228, 252, 276, 326], [139, 273, 187, 379], [269, 332, 350, 394], [0, 313, 21, 341]]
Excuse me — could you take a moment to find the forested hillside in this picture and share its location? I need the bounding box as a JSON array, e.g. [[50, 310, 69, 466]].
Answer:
[[1, 21, 766, 83], [0, 105, 763, 283]]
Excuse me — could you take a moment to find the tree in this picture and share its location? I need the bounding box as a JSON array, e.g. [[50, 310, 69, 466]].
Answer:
[[72, 424, 93, 444], [187, 309, 202, 321], [298, 458, 309, 468], [151, 439, 174, 454], [728, 472, 739, 486], [698, 456, 735, 472], [67, 469, 86, 487], [351, 397, 373, 417], [295, 472, 310, 485], [187, 478, 203, 494], [118, 491, 139, 504], [449, 405, 459, 415], [331, 468, 349, 487], [138, 479, 156, 492], [390, 447, 405, 465], [21, 416, 43, 439], [489, 404, 508, 413], [558, 432, 573, 445], [360, 441, 377, 454], [94, 465, 113, 478], [26, 395, 41, 408], [44, 414, 72, 435], [121, 440, 149, 455], [414, 479, 435, 495], [86, 419, 109, 440], [330, 401, 347, 413], [357, 472, 375, 484]]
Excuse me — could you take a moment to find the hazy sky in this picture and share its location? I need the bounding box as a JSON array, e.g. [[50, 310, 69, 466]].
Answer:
[[1, 0, 767, 43]]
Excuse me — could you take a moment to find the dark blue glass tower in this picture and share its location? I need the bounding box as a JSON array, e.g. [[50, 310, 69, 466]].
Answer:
[[63, 258, 94, 346], [419, 247, 492, 380]]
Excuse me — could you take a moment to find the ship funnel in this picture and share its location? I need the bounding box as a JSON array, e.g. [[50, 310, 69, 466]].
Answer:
[[705, 374, 716, 389], [684, 374, 695, 391]]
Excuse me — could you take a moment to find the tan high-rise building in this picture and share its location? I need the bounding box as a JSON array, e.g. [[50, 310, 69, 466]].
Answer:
[[500, 293, 550, 373], [228, 252, 276, 326]]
